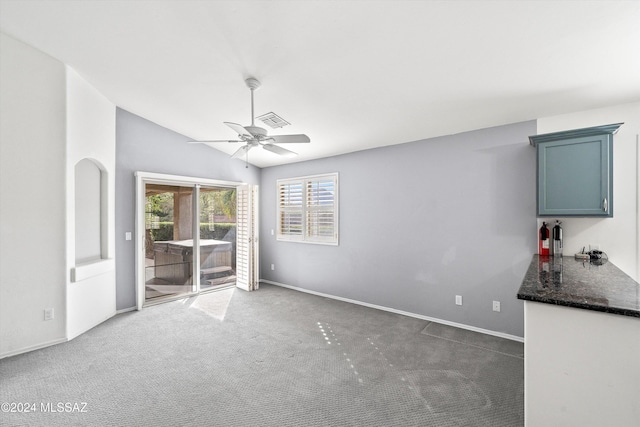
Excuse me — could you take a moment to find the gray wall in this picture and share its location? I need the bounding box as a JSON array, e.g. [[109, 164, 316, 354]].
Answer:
[[116, 110, 536, 336], [115, 108, 260, 310], [260, 121, 537, 337]]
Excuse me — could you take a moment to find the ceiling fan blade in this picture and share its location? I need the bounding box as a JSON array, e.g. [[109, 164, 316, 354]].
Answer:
[[224, 122, 253, 139], [187, 140, 240, 144], [268, 134, 311, 144], [262, 143, 297, 158], [230, 145, 251, 159]]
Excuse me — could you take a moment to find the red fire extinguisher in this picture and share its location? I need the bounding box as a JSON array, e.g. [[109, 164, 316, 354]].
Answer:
[[539, 222, 550, 256]]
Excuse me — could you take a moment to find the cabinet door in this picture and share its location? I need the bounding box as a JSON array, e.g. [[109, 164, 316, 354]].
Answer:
[[537, 134, 612, 217]]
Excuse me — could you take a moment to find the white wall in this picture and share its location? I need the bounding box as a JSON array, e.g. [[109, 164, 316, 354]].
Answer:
[[65, 68, 116, 340], [0, 33, 68, 356], [74, 159, 103, 263], [0, 33, 116, 357], [525, 302, 640, 426], [537, 102, 640, 281]]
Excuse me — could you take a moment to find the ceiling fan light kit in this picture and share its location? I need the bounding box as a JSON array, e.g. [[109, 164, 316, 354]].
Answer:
[[188, 77, 310, 164]]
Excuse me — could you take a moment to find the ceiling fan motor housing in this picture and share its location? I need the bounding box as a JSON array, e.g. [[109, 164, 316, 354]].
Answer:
[[244, 125, 268, 138]]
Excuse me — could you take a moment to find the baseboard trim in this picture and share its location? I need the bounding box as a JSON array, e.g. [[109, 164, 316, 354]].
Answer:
[[261, 280, 524, 343], [116, 306, 137, 314], [0, 337, 68, 360], [67, 311, 117, 341]]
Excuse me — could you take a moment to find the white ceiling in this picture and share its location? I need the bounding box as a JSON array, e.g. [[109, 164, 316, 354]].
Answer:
[[1, 0, 639, 168]]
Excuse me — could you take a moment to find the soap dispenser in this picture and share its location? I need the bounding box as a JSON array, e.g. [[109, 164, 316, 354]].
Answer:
[[552, 220, 563, 256]]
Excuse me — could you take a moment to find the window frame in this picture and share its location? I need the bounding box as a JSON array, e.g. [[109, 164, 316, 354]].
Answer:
[[277, 173, 339, 245]]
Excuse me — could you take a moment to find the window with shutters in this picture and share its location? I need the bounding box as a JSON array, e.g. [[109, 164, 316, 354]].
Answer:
[[277, 173, 338, 245]]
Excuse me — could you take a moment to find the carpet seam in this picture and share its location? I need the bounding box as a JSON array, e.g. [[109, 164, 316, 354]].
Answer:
[[420, 332, 525, 360]]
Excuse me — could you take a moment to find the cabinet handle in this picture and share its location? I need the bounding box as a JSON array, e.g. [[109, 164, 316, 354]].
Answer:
[[603, 197, 608, 212]]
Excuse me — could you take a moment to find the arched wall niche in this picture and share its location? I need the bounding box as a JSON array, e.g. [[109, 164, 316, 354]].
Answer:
[[74, 158, 108, 264]]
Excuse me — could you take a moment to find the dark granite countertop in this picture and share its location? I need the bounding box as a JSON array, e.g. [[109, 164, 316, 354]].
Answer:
[[517, 255, 640, 318]]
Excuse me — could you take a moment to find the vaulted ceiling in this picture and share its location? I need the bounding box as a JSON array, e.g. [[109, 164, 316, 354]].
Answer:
[[1, 0, 639, 167]]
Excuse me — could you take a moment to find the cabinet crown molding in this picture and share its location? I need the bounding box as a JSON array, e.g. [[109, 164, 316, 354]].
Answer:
[[529, 123, 623, 146]]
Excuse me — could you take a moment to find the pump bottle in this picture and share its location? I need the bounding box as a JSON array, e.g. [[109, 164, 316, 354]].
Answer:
[[553, 220, 563, 256]]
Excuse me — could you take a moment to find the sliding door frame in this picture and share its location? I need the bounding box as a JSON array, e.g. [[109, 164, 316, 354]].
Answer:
[[134, 171, 249, 310]]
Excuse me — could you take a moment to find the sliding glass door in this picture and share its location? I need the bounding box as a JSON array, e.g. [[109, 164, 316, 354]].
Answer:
[[144, 183, 196, 302], [198, 186, 237, 291], [136, 172, 258, 309]]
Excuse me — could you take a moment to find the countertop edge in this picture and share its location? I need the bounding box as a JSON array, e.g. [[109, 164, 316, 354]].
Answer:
[[517, 293, 640, 318], [517, 255, 640, 319]]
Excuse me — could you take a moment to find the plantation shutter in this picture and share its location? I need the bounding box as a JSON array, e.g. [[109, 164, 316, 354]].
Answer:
[[306, 176, 337, 242], [236, 184, 259, 291], [278, 181, 304, 237], [277, 173, 338, 245]]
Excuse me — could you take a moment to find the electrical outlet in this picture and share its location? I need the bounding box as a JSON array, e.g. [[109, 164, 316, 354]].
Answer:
[[455, 295, 462, 306], [493, 301, 501, 312], [125, 232, 132, 241], [44, 308, 54, 321], [271, 229, 274, 236], [271, 264, 275, 271]]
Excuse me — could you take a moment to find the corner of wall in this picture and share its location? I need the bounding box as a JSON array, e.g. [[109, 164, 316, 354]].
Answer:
[[0, 33, 68, 357]]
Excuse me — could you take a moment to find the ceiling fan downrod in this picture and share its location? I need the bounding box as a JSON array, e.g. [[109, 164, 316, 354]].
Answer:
[[245, 77, 261, 127]]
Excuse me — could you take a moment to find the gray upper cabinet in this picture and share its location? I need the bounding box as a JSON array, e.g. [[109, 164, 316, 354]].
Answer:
[[529, 123, 622, 217]]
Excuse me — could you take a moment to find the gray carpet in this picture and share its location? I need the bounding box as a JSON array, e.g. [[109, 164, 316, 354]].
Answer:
[[0, 284, 524, 426]]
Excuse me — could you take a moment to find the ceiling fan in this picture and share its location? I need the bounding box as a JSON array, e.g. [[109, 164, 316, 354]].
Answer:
[[188, 77, 310, 162]]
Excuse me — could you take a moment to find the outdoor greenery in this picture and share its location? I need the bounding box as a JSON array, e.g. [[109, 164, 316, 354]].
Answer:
[[200, 189, 236, 222], [146, 189, 236, 233], [144, 187, 237, 257], [146, 192, 173, 223]]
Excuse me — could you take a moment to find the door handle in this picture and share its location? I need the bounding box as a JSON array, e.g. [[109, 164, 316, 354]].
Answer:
[[603, 197, 608, 212]]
